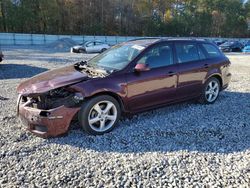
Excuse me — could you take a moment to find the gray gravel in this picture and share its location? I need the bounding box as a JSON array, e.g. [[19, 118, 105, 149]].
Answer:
[[0, 46, 249, 187]]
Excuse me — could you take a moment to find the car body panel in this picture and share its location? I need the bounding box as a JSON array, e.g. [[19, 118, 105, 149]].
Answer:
[[69, 73, 129, 110], [125, 65, 178, 111], [17, 65, 89, 95], [85, 43, 110, 53], [18, 97, 80, 138], [175, 60, 208, 99]]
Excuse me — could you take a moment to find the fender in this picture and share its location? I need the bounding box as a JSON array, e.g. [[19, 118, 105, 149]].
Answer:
[[204, 72, 223, 88], [69, 74, 129, 111], [203, 65, 222, 84]]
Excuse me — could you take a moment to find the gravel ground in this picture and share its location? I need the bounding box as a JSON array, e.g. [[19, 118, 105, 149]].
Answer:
[[0, 46, 249, 187]]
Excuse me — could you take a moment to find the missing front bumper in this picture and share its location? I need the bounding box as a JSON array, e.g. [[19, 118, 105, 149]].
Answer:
[[18, 96, 80, 138]]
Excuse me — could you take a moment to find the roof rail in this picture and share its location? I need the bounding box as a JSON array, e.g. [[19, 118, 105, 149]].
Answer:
[[128, 37, 162, 42]]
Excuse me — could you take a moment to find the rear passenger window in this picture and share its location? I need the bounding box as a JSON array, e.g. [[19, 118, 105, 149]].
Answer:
[[175, 43, 200, 63], [202, 44, 221, 58], [198, 46, 206, 60]]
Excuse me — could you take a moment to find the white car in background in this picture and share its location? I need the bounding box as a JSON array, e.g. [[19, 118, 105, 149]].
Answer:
[[71, 41, 110, 53]]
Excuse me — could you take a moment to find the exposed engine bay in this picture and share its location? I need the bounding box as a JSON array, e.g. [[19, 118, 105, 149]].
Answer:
[[20, 88, 83, 110], [19, 61, 111, 111]]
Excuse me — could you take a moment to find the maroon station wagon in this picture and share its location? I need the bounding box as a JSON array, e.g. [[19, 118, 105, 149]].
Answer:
[[17, 39, 231, 137]]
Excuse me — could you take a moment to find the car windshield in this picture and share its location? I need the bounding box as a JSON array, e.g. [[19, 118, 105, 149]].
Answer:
[[87, 44, 144, 71]]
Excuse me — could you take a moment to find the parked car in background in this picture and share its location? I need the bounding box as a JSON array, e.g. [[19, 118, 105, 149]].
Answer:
[[243, 40, 250, 47], [0, 51, 3, 62], [17, 38, 231, 137], [70, 41, 88, 53], [219, 41, 244, 52], [242, 45, 250, 53], [71, 41, 110, 53], [213, 39, 227, 46]]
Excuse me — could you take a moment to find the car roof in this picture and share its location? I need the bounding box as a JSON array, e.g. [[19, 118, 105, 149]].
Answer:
[[124, 38, 161, 47], [123, 38, 212, 47], [84, 40, 104, 43]]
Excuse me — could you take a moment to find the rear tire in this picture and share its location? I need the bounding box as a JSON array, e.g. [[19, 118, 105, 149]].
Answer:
[[101, 48, 107, 53], [78, 95, 121, 135], [199, 77, 220, 104]]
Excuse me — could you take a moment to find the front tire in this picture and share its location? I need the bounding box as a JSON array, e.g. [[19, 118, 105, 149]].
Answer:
[[199, 77, 220, 104], [78, 95, 121, 135], [78, 49, 85, 53]]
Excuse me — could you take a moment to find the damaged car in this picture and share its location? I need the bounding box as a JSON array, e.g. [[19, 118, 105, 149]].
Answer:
[[17, 38, 231, 138]]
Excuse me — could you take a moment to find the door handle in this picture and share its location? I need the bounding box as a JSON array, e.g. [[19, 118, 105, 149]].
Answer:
[[168, 71, 175, 76], [204, 64, 209, 68]]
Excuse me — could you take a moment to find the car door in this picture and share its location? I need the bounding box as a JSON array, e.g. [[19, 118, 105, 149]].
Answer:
[[174, 41, 209, 99], [85, 42, 95, 53], [94, 42, 105, 52], [126, 43, 178, 112]]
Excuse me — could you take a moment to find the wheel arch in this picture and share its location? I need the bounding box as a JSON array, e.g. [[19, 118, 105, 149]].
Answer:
[[206, 74, 223, 89], [85, 91, 126, 112]]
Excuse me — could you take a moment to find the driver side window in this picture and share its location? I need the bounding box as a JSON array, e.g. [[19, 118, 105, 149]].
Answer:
[[137, 44, 173, 69]]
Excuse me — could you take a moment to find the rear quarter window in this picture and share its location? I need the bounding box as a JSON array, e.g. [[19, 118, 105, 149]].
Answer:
[[202, 44, 221, 58]]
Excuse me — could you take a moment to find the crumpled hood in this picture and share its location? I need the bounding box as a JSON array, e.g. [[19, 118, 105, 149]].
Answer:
[[17, 65, 88, 95]]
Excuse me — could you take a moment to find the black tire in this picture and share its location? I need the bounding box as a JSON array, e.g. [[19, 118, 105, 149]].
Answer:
[[78, 95, 121, 135], [101, 48, 107, 53], [72, 48, 79, 53], [79, 49, 85, 53], [199, 77, 221, 104]]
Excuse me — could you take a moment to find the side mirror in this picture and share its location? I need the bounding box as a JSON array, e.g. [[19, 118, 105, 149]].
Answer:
[[134, 63, 150, 72]]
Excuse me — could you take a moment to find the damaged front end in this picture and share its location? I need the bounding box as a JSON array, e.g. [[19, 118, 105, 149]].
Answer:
[[17, 87, 84, 138], [16, 62, 111, 138]]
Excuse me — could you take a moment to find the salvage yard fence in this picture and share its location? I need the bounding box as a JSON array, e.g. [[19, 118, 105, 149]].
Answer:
[[0, 33, 140, 46], [0, 32, 249, 46]]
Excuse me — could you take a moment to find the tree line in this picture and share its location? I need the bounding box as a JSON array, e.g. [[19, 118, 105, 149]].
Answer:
[[0, 0, 250, 37]]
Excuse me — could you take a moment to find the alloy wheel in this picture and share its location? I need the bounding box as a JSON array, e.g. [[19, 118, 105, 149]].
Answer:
[[205, 80, 219, 102], [88, 101, 117, 132]]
